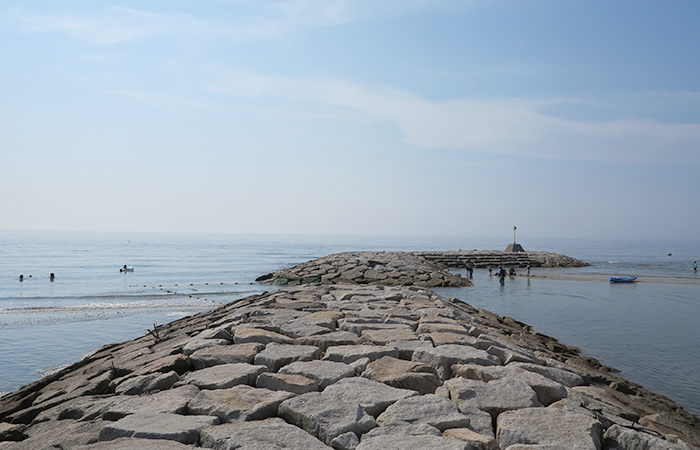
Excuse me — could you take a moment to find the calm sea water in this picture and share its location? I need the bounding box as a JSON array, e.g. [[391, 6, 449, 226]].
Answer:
[[1, 231, 698, 416]]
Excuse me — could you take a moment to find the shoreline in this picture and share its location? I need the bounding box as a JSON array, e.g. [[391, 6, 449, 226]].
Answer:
[[1, 250, 698, 449]]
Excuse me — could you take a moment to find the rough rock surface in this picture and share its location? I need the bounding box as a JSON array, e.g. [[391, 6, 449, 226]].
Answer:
[[0, 260, 697, 450], [257, 250, 589, 287]]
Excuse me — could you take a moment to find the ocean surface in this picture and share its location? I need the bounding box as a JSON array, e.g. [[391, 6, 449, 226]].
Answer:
[[1, 231, 699, 416]]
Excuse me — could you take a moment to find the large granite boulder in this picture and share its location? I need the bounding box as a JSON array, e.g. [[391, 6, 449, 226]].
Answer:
[[98, 412, 220, 445], [363, 356, 442, 395], [253, 342, 321, 372], [278, 392, 377, 445], [496, 408, 603, 450], [443, 377, 541, 418], [189, 343, 265, 369], [322, 377, 417, 416], [179, 363, 267, 390], [186, 385, 294, 422], [412, 345, 501, 379], [376, 394, 471, 431], [199, 417, 332, 450], [279, 360, 355, 389]]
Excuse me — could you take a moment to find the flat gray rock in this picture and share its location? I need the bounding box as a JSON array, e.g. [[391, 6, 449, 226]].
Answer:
[[253, 342, 321, 372], [280, 317, 335, 338], [444, 377, 541, 418], [114, 371, 180, 395], [323, 345, 399, 364], [496, 408, 603, 450], [187, 385, 294, 423], [200, 417, 332, 450], [279, 360, 355, 389], [508, 362, 586, 388], [356, 434, 469, 450], [102, 385, 201, 420], [322, 377, 417, 416], [279, 392, 377, 445], [182, 338, 229, 355], [189, 342, 265, 369], [179, 363, 267, 389], [361, 328, 418, 346], [234, 327, 294, 345], [256, 372, 320, 394], [386, 339, 433, 360], [98, 412, 220, 445], [361, 423, 442, 440], [450, 365, 568, 406], [74, 437, 195, 449], [363, 356, 442, 395], [412, 345, 501, 379], [604, 424, 692, 450], [442, 428, 498, 450], [295, 331, 360, 351], [331, 431, 361, 450], [485, 345, 542, 365], [416, 323, 471, 335], [375, 394, 471, 431]]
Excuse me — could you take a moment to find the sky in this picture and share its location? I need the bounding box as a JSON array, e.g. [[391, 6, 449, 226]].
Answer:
[[1, 0, 699, 240]]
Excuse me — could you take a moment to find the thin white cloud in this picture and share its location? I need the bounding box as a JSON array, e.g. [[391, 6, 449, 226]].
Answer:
[[205, 68, 700, 163], [7, 7, 281, 44], [104, 90, 223, 112], [6, 1, 471, 44]]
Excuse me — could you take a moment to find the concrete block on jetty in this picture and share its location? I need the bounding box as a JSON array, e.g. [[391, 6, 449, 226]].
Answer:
[[1, 255, 699, 449]]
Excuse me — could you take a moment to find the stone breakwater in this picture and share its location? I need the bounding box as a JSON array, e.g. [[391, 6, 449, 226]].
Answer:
[[414, 250, 591, 269], [256, 250, 588, 287], [1, 283, 699, 449]]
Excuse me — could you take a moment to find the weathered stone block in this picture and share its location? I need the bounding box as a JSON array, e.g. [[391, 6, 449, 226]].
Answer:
[[279, 392, 377, 445], [376, 394, 471, 431], [412, 345, 501, 379], [323, 345, 399, 364], [98, 412, 220, 445], [363, 356, 442, 395], [234, 327, 293, 345], [279, 360, 355, 389], [496, 408, 602, 450], [187, 385, 294, 423], [322, 377, 417, 417], [189, 342, 264, 369], [255, 372, 320, 394], [201, 418, 333, 450], [443, 377, 541, 418], [179, 363, 267, 390], [253, 342, 321, 372]]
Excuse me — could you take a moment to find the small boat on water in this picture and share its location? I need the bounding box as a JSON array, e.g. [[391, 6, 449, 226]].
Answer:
[[610, 276, 637, 283]]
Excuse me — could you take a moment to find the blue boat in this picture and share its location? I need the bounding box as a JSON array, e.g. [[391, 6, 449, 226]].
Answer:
[[610, 276, 637, 283]]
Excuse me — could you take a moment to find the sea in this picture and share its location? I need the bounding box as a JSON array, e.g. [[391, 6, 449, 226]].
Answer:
[[1, 230, 699, 416]]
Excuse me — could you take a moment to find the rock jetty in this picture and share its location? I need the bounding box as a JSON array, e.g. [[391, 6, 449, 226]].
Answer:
[[256, 250, 589, 287], [1, 252, 698, 450]]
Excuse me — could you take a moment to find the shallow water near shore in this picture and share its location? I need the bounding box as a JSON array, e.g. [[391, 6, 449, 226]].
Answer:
[[1, 231, 699, 416]]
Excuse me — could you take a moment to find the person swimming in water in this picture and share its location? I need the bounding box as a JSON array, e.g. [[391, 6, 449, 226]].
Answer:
[[50, 273, 55, 281], [19, 274, 24, 281]]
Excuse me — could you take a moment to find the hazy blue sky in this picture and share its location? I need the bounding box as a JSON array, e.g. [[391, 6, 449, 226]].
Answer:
[[2, 1, 699, 240]]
